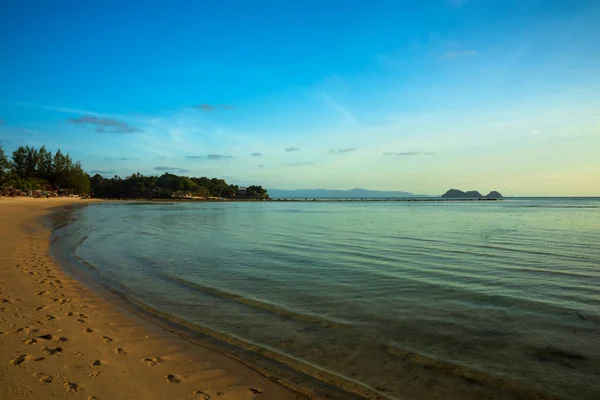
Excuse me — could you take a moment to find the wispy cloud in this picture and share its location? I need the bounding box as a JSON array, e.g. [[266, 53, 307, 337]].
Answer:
[[186, 154, 234, 160], [191, 104, 234, 111], [284, 161, 313, 167], [321, 93, 362, 130], [329, 147, 356, 154], [68, 116, 142, 133], [89, 169, 118, 175], [285, 147, 300, 152], [441, 50, 477, 60], [251, 152, 263, 157], [382, 151, 435, 156], [153, 166, 190, 173], [103, 157, 132, 161], [9, 100, 119, 118], [258, 164, 265, 168]]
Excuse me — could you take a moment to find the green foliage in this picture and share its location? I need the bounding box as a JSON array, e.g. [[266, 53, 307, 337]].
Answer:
[[37, 146, 54, 181], [90, 173, 268, 200], [0, 143, 90, 195], [0, 144, 10, 183], [245, 185, 268, 199], [0, 142, 268, 200]]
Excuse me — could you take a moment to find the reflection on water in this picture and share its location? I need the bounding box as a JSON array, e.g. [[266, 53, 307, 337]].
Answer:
[[53, 199, 600, 399]]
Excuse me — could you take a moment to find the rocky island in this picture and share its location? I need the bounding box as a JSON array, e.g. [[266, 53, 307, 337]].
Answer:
[[442, 189, 504, 199]]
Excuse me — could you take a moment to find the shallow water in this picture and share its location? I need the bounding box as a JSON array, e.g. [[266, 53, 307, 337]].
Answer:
[[53, 199, 600, 399]]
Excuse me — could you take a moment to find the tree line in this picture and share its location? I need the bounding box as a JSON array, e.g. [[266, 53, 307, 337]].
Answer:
[[0, 143, 90, 194], [1, 143, 269, 200], [90, 173, 268, 200]]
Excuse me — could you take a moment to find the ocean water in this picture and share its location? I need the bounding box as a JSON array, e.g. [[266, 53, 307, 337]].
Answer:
[[52, 199, 600, 399]]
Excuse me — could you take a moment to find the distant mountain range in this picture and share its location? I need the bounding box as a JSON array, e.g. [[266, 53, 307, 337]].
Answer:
[[441, 189, 503, 199], [267, 188, 422, 198]]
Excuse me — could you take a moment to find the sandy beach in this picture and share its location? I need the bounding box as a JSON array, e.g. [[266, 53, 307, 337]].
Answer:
[[0, 198, 305, 400]]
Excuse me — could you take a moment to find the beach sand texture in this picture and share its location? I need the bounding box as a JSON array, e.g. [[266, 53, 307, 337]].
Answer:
[[0, 198, 305, 400]]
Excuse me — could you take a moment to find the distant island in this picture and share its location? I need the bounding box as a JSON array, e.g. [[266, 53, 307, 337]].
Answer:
[[267, 188, 421, 198], [441, 189, 503, 199]]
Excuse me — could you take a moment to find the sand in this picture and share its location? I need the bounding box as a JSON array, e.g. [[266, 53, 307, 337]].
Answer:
[[0, 198, 306, 400]]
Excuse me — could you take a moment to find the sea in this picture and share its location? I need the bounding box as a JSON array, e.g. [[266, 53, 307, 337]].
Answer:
[[51, 198, 600, 399]]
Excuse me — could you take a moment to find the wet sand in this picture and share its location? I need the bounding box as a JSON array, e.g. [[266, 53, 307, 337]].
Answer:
[[0, 198, 306, 400]]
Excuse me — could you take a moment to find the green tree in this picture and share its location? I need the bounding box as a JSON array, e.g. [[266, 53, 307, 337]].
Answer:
[[246, 185, 268, 199], [37, 146, 54, 181], [11, 146, 30, 178], [11, 145, 41, 179], [67, 161, 90, 195], [52, 150, 67, 188], [0, 143, 10, 184]]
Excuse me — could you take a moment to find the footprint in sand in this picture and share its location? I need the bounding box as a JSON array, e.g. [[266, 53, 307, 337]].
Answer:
[[43, 346, 64, 356], [56, 336, 69, 342], [143, 357, 162, 366], [36, 291, 49, 296], [33, 372, 53, 384], [89, 371, 101, 378], [26, 327, 40, 335], [0, 298, 11, 304], [10, 354, 30, 366], [35, 306, 46, 311], [65, 311, 74, 316], [63, 381, 79, 393], [77, 319, 86, 324], [91, 360, 101, 367], [84, 328, 93, 333], [166, 374, 181, 384], [115, 348, 127, 355], [38, 334, 54, 340], [23, 338, 37, 345], [101, 336, 113, 343], [44, 315, 56, 321], [249, 388, 264, 394], [193, 390, 211, 399]]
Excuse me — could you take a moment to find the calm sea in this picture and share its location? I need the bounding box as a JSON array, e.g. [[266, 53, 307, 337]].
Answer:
[[52, 199, 600, 399]]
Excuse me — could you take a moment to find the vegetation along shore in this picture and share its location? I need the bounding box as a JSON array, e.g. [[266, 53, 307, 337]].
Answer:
[[0, 143, 268, 200]]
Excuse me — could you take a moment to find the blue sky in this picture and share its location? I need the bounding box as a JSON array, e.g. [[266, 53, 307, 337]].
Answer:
[[1, 0, 599, 195]]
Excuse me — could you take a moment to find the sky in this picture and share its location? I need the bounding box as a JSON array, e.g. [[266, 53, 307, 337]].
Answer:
[[1, 0, 599, 196]]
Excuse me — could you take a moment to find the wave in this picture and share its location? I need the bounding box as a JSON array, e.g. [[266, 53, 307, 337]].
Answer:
[[162, 274, 355, 328]]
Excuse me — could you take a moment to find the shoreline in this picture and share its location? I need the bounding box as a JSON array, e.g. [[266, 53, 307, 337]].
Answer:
[[86, 197, 504, 202], [0, 198, 311, 400]]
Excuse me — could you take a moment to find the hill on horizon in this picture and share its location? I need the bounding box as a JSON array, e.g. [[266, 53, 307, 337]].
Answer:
[[441, 189, 504, 199], [267, 188, 425, 198]]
